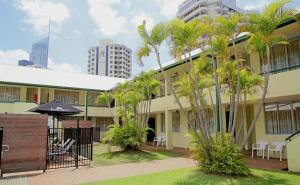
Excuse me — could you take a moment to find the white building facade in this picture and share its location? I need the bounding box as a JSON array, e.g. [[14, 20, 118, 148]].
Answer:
[[87, 39, 132, 79], [177, 0, 247, 22]]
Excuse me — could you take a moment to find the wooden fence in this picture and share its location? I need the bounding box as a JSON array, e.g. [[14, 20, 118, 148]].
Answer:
[[0, 114, 48, 175]]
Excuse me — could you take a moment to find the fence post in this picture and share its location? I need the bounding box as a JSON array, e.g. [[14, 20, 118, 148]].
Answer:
[[76, 119, 79, 169], [0, 127, 3, 178], [91, 127, 93, 161]]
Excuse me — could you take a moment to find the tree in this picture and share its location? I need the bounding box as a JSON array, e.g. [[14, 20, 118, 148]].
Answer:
[[98, 71, 160, 150]]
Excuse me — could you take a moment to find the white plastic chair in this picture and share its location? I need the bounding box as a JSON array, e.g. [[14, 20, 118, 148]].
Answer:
[[252, 141, 268, 159], [267, 141, 285, 161], [153, 136, 167, 147]]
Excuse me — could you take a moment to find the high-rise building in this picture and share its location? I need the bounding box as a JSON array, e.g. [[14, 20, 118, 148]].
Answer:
[[87, 39, 132, 79], [177, 0, 248, 22], [29, 37, 49, 68], [18, 60, 34, 67]]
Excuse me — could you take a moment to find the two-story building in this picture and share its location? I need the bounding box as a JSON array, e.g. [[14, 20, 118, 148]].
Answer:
[[0, 64, 126, 138], [148, 17, 300, 159]]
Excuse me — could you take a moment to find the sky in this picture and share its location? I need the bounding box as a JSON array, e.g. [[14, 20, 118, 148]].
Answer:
[[0, 0, 299, 76]]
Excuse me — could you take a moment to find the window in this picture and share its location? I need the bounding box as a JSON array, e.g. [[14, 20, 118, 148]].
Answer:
[[265, 102, 300, 134], [159, 80, 165, 96], [88, 92, 103, 106], [161, 113, 165, 132], [172, 111, 180, 132], [188, 109, 215, 132], [266, 37, 300, 73], [0, 86, 20, 102], [55, 90, 79, 105], [288, 39, 300, 67]]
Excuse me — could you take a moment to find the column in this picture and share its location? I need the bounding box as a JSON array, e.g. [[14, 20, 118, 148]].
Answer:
[[37, 87, 42, 104], [20, 87, 27, 102], [164, 78, 168, 96], [84, 91, 88, 120], [165, 109, 173, 149]]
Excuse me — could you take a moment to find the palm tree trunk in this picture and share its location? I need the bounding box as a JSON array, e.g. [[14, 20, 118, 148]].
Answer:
[[241, 45, 271, 148], [154, 48, 210, 158]]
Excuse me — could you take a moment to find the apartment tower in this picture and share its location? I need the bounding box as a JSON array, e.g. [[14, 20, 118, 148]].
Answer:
[[177, 0, 247, 22], [87, 39, 132, 79]]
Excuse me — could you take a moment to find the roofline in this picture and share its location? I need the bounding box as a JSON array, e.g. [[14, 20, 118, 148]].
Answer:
[[157, 14, 299, 72], [0, 81, 107, 92]]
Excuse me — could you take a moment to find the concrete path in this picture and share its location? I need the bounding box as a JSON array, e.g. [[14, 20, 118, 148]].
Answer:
[[28, 157, 196, 185], [0, 176, 28, 185]]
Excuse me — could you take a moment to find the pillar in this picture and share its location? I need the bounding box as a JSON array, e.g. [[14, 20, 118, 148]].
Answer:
[[165, 109, 173, 149], [20, 87, 27, 102], [37, 87, 42, 104]]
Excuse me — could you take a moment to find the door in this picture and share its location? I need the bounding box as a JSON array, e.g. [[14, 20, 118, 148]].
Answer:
[[147, 118, 156, 142]]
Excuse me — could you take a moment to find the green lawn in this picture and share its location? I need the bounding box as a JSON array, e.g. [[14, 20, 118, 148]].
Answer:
[[92, 144, 184, 166], [80, 167, 300, 185]]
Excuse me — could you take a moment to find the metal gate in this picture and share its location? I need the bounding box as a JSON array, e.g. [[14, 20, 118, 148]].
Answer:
[[47, 126, 93, 169], [0, 127, 3, 173]]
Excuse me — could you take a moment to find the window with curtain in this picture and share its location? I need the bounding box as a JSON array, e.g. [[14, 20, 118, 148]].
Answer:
[[271, 44, 288, 71], [88, 92, 103, 106], [55, 90, 79, 105], [204, 108, 215, 133], [288, 39, 300, 67], [268, 37, 300, 73], [0, 86, 20, 102], [265, 102, 300, 134], [172, 111, 180, 132], [161, 113, 165, 132]]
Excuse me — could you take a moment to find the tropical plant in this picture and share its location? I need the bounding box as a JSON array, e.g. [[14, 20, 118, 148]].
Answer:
[[98, 71, 160, 150]]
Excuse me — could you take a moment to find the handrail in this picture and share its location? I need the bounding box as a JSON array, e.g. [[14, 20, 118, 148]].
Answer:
[[260, 65, 300, 75], [285, 129, 300, 141]]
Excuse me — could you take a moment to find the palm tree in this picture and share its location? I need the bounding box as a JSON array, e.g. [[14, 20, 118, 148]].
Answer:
[[241, 0, 297, 148]]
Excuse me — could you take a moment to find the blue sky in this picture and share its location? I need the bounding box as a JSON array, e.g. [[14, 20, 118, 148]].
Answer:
[[0, 0, 299, 76]]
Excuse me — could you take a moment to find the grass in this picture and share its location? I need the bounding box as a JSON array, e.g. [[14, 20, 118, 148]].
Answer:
[[92, 144, 184, 166], [79, 167, 300, 185]]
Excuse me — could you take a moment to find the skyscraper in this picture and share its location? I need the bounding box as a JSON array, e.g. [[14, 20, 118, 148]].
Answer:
[[29, 37, 49, 68], [177, 0, 248, 22], [87, 39, 132, 79], [18, 60, 34, 66]]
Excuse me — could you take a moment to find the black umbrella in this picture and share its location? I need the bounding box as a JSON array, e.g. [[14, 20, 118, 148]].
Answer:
[[28, 100, 82, 129]]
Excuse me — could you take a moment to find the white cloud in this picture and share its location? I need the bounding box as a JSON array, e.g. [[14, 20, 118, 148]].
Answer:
[[87, 0, 128, 36], [0, 49, 29, 65], [132, 13, 155, 31], [154, 0, 185, 17], [0, 49, 81, 73], [15, 0, 70, 34], [48, 59, 82, 73]]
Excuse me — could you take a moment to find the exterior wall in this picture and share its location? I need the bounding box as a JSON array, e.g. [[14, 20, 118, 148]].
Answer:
[[0, 84, 116, 128], [287, 135, 300, 172]]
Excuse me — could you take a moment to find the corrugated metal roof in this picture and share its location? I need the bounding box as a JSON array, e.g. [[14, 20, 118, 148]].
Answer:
[[0, 64, 126, 91]]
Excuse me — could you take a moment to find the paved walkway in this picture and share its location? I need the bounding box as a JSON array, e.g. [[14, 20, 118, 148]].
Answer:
[[0, 176, 28, 185], [27, 157, 196, 185]]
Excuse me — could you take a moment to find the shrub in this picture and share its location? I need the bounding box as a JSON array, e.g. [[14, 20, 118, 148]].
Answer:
[[189, 132, 250, 176], [103, 121, 149, 151]]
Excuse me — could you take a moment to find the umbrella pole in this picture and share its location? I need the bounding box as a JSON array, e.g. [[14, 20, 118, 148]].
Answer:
[[52, 115, 55, 129]]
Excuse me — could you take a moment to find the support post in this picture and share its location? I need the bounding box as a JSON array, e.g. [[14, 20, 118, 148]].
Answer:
[[76, 118, 80, 169], [165, 109, 173, 149]]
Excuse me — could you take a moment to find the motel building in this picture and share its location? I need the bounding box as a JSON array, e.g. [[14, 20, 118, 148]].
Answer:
[[0, 64, 126, 140], [0, 16, 300, 171]]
